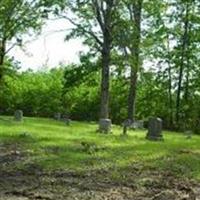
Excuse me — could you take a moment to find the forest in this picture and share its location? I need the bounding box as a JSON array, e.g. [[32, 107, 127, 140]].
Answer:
[[0, 0, 200, 132], [0, 0, 200, 199]]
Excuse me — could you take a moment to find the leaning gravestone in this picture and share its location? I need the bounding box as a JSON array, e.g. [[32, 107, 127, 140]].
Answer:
[[99, 119, 112, 133], [146, 117, 163, 141], [14, 110, 23, 122]]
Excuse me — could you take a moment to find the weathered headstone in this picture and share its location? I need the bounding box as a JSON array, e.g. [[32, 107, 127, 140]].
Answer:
[[65, 118, 71, 125], [193, 118, 200, 134], [146, 117, 163, 141], [62, 117, 71, 125], [54, 113, 61, 121], [185, 130, 193, 139], [130, 120, 144, 129], [122, 119, 132, 135], [99, 118, 112, 133], [62, 114, 71, 125], [14, 110, 23, 122]]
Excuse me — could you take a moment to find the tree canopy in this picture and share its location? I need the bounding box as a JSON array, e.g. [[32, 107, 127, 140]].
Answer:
[[0, 0, 200, 133]]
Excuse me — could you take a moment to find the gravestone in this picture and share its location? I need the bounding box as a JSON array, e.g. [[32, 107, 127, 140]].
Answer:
[[146, 117, 163, 141], [185, 130, 193, 139], [137, 120, 144, 129], [62, 114, 71, 125], [130, 120, 144, 129], [122, 119, 132, 135], [54, 113, 61, 121], [64, 118, 71, 125], [99, 118, 112, 133], [14, 110, 23, 122], [193, 118, 200, 134], [62, 117, 71, 125]]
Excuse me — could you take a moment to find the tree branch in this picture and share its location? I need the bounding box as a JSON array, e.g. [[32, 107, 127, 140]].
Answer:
[[61, 14, 103, 47]]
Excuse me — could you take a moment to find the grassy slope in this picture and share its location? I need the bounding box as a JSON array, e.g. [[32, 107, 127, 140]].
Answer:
[[0, 116, 200, 180]]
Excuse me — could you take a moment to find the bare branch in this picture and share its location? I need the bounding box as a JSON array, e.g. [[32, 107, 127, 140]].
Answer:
[[92, 0, 105, 32], [5, 43, 18, 54]]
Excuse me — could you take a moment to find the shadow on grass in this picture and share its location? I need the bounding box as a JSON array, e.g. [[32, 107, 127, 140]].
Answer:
[[0, 118, 200, 181]]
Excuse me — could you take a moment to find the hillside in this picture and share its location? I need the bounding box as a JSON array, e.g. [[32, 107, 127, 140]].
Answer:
[[0, 116, 200, 199]]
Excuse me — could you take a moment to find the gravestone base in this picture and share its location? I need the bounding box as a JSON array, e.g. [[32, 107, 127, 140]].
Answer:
[[146, 117, 163, 141], [14, 110, 23, 122], [146, 134, 164, 141], [98, 118, 112, 133]]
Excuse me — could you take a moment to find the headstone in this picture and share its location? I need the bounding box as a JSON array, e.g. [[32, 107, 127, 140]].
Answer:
[[65, 118, 71, 125], [130, 120, 144, 129], [14, 110, 23, 122], [122, 119, 132, 135], [185, 130, 193, 139], [193, 118, 200, 134], [54, 113, 61, 120], [62, 114, 71, 125], [65, 119, 71, 125], [146, 117, 163, 141], [99, 118, 112, 133]]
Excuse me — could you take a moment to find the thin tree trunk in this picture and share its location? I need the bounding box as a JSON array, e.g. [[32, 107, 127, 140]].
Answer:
[[166, 34, 173, 127], [184, 24, 191, 104], [184, 52, 190, 122], [184, 56, 190, 103], [176, 3, 189, 123], [0, 39, 6, 82], [127, 68, 138, 121], [168, 63, 173, 127], [127, 0, 142, 122]]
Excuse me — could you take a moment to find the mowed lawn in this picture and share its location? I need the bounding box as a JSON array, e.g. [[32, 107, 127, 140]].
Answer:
[[0, 116, 200, 180]]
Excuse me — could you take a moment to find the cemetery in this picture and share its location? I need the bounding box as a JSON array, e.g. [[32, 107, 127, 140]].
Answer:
[[0, 0, 200, 199], [0, 115, 200, 199]]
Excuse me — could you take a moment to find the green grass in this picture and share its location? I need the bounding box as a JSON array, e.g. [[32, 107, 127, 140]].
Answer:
[[0, 116, 200, 180]]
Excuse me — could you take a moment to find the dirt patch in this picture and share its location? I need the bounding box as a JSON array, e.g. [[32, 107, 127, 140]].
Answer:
[[0, 143, 200, 200]]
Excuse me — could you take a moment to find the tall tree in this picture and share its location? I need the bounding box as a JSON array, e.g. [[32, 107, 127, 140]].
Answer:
[[144, 0, 200, 128], [56, 0, 120, 132], [125, 0, 143, 122], [115, 0, 143, 124], [175, 1, 191, 123], [0, 0, 44, 82]]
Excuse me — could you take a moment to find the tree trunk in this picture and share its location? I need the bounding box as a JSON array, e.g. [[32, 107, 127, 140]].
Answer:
[[184, 56, 190, 103], [184, 23, 191, 105], [168, 62, 173, 127], [0, 39, 6, 82], [184, 51, 190, 123], [166, 34, 173, 127], [176, 3, 189, 124], [100, 46, 110, 119], [99, 30, 112, 133], [127, 0, 142, 122], [128, 66, 138, 122]]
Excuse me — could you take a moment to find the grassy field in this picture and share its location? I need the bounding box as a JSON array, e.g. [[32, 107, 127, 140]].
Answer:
[[1, 116, 200, 199], [0, 116, 200, 180]]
